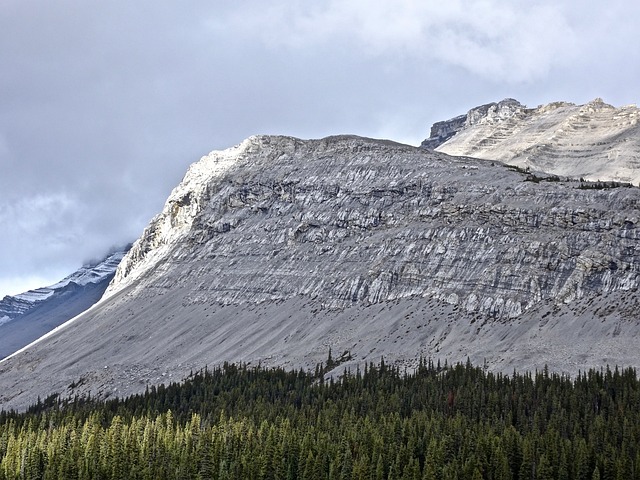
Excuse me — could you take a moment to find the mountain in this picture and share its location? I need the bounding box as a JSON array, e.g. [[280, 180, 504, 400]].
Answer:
[[0, 248, 128, 360], [1, 134, 640, 411], [422, 98, 640, 185]]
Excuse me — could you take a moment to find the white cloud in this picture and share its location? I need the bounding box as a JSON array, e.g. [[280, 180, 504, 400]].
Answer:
[[215, 0, 576, 82], [1, 193, 77, 237], [0, 193, 88, 297], [1, 0, 639, 300]]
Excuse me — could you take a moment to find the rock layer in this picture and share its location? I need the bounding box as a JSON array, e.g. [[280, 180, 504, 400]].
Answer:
[[423, 99, 640, 185], [107, 135, 640, 318]]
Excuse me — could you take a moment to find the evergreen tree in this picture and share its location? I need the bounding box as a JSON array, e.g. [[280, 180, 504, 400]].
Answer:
[[0, 360, 639, 480]]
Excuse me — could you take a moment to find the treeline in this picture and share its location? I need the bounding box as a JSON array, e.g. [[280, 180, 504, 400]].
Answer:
[[577, 180, 634, 189], [1, 359, 640, 479]]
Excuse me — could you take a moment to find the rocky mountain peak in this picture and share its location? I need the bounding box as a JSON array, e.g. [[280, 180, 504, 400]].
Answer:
[[105, 134, 640, 318], [422, 98, 640, 185], [2, 133, 640, 410], [421, 98, 524, 149], [465, 98, 524, 127], [579, 97, 615, 113]]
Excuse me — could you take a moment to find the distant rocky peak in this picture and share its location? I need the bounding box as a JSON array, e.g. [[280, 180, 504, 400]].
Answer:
[[465, 98, 524, 126], [536, 101, 575, 114], [423, 97, 640, 185], [579, 97, 615, 113], [0, 245, 129, 323], [420, 114, 467, 150], [421, 98, 524, 149]]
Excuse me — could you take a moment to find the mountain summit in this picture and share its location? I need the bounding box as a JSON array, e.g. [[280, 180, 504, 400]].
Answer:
[[422, 98, 640, 185], [1, 132, 640, 410]]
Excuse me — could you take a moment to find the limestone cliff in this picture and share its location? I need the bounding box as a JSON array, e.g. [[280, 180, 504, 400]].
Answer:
[[423, 98, 640, 185], [106, 135, 640, 318], [422, 99, 524, 149]]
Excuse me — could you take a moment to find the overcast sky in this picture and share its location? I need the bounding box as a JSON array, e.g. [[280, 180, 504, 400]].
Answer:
[[1, 0, 639, 298]]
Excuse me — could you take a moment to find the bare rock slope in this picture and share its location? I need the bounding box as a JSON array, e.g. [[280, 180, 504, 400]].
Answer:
[[1, 135, 640, 410], [423, 98, 640, 185]]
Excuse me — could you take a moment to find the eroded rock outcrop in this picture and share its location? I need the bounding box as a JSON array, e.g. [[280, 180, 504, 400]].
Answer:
[[106, 135, 640, 319], [421, 99, 524, 149], [423, 98, 640, 185]]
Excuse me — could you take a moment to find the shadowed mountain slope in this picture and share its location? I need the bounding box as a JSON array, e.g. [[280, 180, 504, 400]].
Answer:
[[0, 249, 127, 360]]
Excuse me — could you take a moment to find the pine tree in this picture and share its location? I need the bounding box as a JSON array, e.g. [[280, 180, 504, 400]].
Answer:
[[593, 466, 601, 480]]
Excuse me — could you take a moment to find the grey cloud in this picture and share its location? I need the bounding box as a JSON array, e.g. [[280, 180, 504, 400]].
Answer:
[[218, 1, 577, 82], [1, 0, 639, 296]]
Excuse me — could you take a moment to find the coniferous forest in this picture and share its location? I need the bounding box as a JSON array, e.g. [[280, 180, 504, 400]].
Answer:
[[1, 358, 640, 479]]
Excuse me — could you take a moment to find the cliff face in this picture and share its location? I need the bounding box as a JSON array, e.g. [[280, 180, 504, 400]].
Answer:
[[420, 114, 467, 149], [423, 98, 640, 185], [421, 99, 524, 149], [106, 135, 640, 318], [1, 135, 640, 410]]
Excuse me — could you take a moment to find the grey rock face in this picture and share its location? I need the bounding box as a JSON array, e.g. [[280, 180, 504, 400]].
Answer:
[[107, 135, 640, 319], [420, 114, 467, 149], [1, 135, 640, 411], [421, 99, 523, 149], [423, 98, 640, 185], [465, 98, 524, 127]]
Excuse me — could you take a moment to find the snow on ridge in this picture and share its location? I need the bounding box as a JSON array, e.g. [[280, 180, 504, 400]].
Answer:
[[2, 248, 128, 320], [105, 137, 260, 297], [49, 250, 127, 290], [13, 288, 56, 304], [0, 289, 108, 365]]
